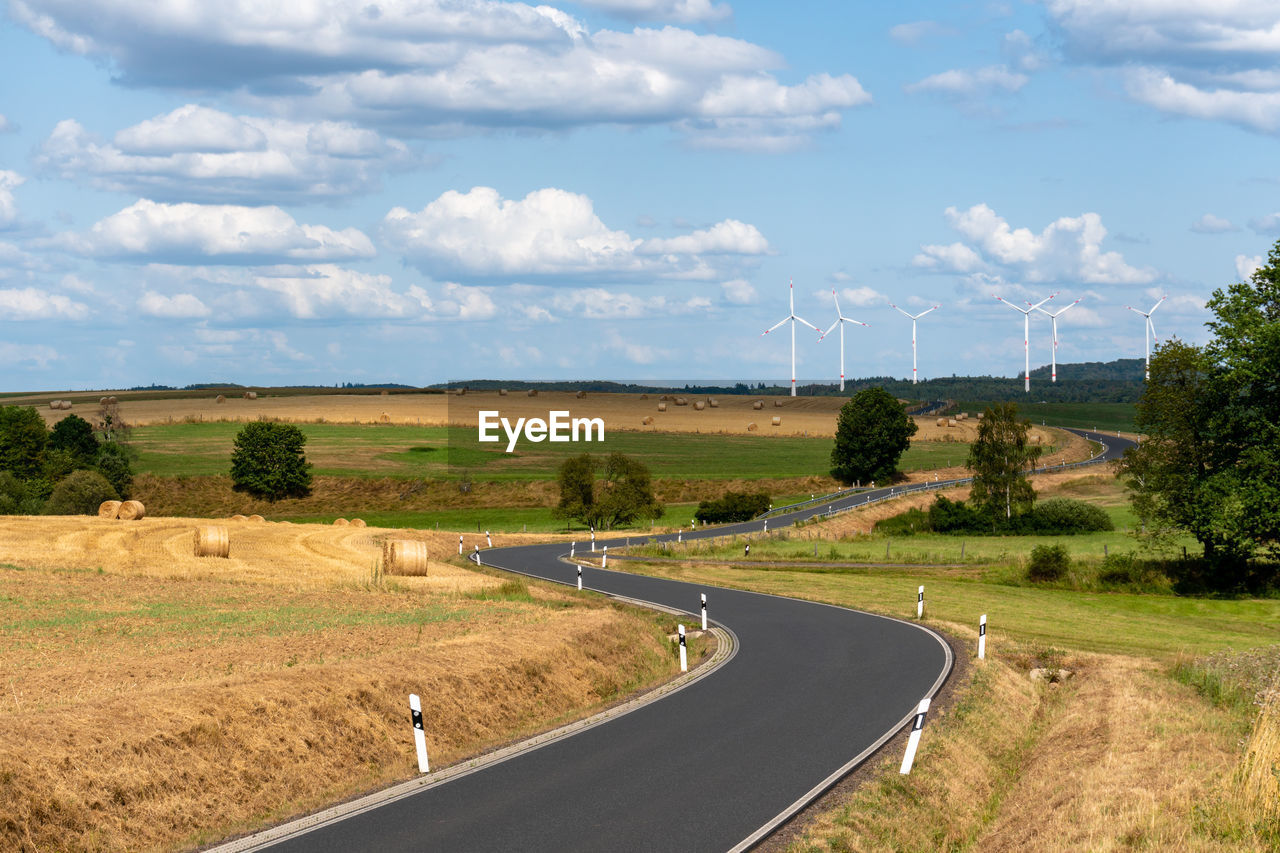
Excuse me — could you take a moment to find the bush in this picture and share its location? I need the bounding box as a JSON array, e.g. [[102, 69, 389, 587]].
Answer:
[[96, 442, 134, 499], [230, 422, 312, 500], [873, 506, 932, 536], [695, 491, 771, 524], [0, 472, 42, 515], [1098, 552, 1138, 586], [928, 495, 986, 533], [44, 469, 119, 515], [48, 414, 99, 465], [1028, 498, 1113, 534], [1027, 543, 1070, 582]]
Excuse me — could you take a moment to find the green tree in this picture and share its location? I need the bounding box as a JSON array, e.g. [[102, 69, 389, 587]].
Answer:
[[49, 414, 99, 466], [229, 422, 312, 500], [44, 469, 119, 515], [591, 452, 664, 529], [553, 454, 597, 527], [829, 387, 918, 485], [96, 442, 135, 500], [0, 405, 49, 482], [1121, 241, 1280, 585], [967, 402, 1043, 525]]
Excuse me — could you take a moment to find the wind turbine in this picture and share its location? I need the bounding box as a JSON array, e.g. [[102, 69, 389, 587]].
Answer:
[[818, 287, 868, 392], [993, 291, 1058, 392], [761, 278, 821, 397], [1126, 295, 1166, 380], [1034, 298, 1082, 383], [889, 303, 939, 384]]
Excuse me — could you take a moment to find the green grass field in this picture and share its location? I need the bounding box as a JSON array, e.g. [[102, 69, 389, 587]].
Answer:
[[129, 422, 979, 481], [962, 401, 1136, 432]]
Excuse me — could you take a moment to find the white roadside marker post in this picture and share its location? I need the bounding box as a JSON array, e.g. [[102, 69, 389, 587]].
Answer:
[[917, 585, 924, 619], [590, 527, 595, 552], [577, 564, 582, 591], [473, 545, 479, 562], [678, 530, 682, 543], [978, 614, 987, 660], [898, 698, 931, 774], [763, 519, 768, 533], [485, 530, 491, 548], [678, 624, 688, 673], [701, 594, 707, 631], [602, 546, 608, 568], [409, 694, 429, 773], [570, 541, 575, 558], [458, 535, 463, 556]]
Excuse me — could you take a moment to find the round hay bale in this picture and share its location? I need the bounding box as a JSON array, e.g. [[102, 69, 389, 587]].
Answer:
[[49, 400, 60, 410], [674, 397, 688, 406], [215, 394, 226, 403], [63, 401, 74, 410], [657, 403, 668, 412], [937, 418, 947, 427], [380, 390, 389, 396], [694, 400, 706, 411], [107, 396, 117, 404], [230, 514, 247, 521], [948, 419, 957, 428], [333, 518, 350, 526], [527, 389, 538, 397], [194, 526, 230, 558], [498, 389, 508, 396], [774, 400, 784, 407], [747, 422, 758, 431], [378, 412, 391, 424], [708, 399, 719, 408], [771, 416, 782, 426], [660, 394, 671, 401], [642, 416, 655, 425], [640, 393, 648, 399], [575, 390, 586, 398], [977, 412, 984, 419], [99, 397, 109, 406], [752, 400, 764, 410], [248, 514, 264, 523], [98, 500, 121, 519], [384, 539, 429, 576], [117, 500, 146, 521], [455, 387, 467, 396], [243, 391, 257, 400], [350, 518, 367, 528]]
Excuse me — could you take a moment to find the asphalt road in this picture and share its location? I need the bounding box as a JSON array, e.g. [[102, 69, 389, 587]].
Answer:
[[257, 427, 1133, 852]]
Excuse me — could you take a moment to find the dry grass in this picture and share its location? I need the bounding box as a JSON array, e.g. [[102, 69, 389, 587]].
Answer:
[[786, 653, 1255, 852], [0, 516, 686, 852]]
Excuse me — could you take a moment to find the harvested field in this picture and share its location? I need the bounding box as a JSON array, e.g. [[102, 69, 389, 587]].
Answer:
[[0, 516, 687, 852]]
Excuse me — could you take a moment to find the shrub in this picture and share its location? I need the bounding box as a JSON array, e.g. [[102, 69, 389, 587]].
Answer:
[[96, 442, 134, 499], [0, 471, 43, 515], [1027, 543, 1070, 582], [44, 469, 119, 515], [695, 491, 771, 524], [873, 506, 932, 536], [1029, 498, 1113, 534], [1098, 552, 1138, 586], [48, 414, 99, 466], [928, 495, 986, 533]]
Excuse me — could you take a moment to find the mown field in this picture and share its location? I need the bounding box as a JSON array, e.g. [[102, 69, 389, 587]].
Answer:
[[964, 400, 1137, 432]]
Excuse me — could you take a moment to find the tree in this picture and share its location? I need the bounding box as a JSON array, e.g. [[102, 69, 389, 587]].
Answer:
[[1121, 240, 1280, 585], [552, 452, 663, 529], [44, 469, 119, 515], [0, 405, 49, 482], [553, 454, 596, 526], [49, 415, 99, 466], [229, 422, 312, 500], [96, 442, 135, 500], [829, 387, 918, 485], [967, 402, 1043, 525]]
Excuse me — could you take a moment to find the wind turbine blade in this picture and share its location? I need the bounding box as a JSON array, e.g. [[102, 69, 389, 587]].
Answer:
[[794, 315, 822, 333], [1029, 292, 1057, 311], [762, 317, 788, 336], [831, 287, 842, 316], [1125, 305, 1145, 317], [820, 318, 840, 340], [789, 278, 795, 315], [1059, 298, 1081, 315], [1148, 317, 1158, 341], [890, 303, 914, 319], [1149, 295, 1167, 314], [995, 295, 1025, 314]]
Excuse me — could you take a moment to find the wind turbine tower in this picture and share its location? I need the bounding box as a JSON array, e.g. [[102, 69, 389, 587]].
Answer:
[[1126, 295, 1167, 380], [1034, 298, 1082, 383], [819, 288, 868, 392], [994, 292, 1057, 392], [762, 279, 821, 396], [889, 303, 939, 384]]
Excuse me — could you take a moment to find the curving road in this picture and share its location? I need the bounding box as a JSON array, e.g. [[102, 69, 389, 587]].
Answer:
[[245, 428, 1133, 852]]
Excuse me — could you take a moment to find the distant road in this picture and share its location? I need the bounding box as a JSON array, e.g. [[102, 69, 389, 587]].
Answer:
[[247, 427, 1131, 852]]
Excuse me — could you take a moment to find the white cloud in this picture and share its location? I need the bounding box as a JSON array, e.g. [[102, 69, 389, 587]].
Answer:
[[1002, 29, 1047, 72], [0, 341, 59, 368], [0, 171, 24, 227], [439, 282, 498, 320], [575, 0, 731, 24], [383, 186, 764, 281], [889, 20, 953, 45], [914, 203, 1155, 285], [0, 114, 12, 133], [1249, 212, 1280, 234], [548, 287, 710, 319], [1190, 213, 1239, 233], [37, 107, 414, 203], [603, 329, 670, 364], [1236, 254, 1263, 280], [12, 2, 868, 148], [906, 65, 1028, 97], [250, 265, 434, 320], [837, 285, 885, 307], [0, 287, 90, 320], [137, 291, 211, 319], [60, 200, 375, 264], [1047, 2, 1280, 134], [721, 278, 756, 304]]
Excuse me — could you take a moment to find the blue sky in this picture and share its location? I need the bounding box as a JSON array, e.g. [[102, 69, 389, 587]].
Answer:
[[1, 0, 1278, 390]]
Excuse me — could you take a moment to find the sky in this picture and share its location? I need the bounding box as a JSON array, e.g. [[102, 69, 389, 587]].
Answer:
[[1, 0, 1278, 391]]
